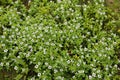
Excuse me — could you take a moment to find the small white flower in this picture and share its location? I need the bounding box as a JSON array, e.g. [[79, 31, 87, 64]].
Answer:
[[108, 56, 110, 59], [28, 46, 32, 48], [11, 35, 15, 38], [77, 63, 80, 66], [56, 76, 62, 79], [60, 69, 63, 72], [100, 0, 104, 2], [82, 35, 85, 38], [35, 65, 39, 69], [103, 54, 107, 57], [55, 15, 59, 19], [43, 49, 46, 54], [39, 33, 43, 37], [90, 64, 94, 67], [57, 0, 61, 3], [33, 34, 36, 38], [30, 61, 33, 64], [49, 39, 51, 42], [64, 22, 67, 25], [78, 70, 84, 73], [87, 32, 90, 35], [92, 73, 96, 77], [72, 76, 75, 79], [67, 60, 70, 64], [54, 69, 58, 73], [23, 53, 26, 56], [98, 74, 101, 78], [26, 53, 30, 57], [0, 62, 4, 66], [83, 8, 86, 11], [2, 44, 5, 47], [102, 37, 105, 41], [81, 55, 84, 58], [45, 62, 48, 66], [114, 65, 117, 68], [59, 44, 62, 47], [50, 56, 54, 60], [84, 47, 88, 51], [95, 2, 98, 5], [20, 42, 23, 45], [15, 28, 19, 31], [93, 68, 96, 71], [72, 36, 75, 39], [37, 73, 41, 77], [98, 53, 102, 57], [1, 35, 5, 38], [93, 59, 96, 62], [31, 39, 34, 42], [70, 30, 73, 32], [109, 74, 112, 77], [51, 43, 55, 46], [14, 66, 18, 70], [45, 29, 48, 32], [86, 54, 89, 57], [37, 62, 41, 66], [66, 38, 69, 41], [42, 38, 44, 41], [31, 77, 35, 80], [17, 56, 20, 58], [39, 46, 42, 50], [97, 70, 100, 73], [4, 49, 8, 53], [108, 38, 111, 41], [45, 42, 49, 45], [4, 56, 7, 59], [48, 65, 52, 69], [89, 75, 92, 79]]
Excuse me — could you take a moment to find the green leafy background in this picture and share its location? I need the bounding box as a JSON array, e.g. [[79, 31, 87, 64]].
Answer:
[[0, 0, 120, 80]]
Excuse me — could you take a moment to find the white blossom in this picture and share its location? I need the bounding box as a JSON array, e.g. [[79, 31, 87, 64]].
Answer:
[[89, 75, 92, 79], [35, 65, 39, 69], [26, 53, 30, 57], [57, 0, 61, 3], [14, 66, 18, 70], [31, 77, 35, 80], [1, 35, 5, 39], [98, 74, 101, 78], [37, 73, 41, 77], [48, 65, 52, 69], [2, 44, 5, 47], [43, 49, 46, 54], [77, 63, 80, 66], [54, 69, 58, 73], [67, 60, 70, 64], [92, 73, 96, 77], [0, 62, 4, 66], [72, 76, 75, 79], [60, 69, 63, 72], [78, 70, 84, 73], [17, 56, 20, 58], [4, 49, 8, 53], [45, 62, 48, 66], [97, 70, 100, 73], [50, 56, 54, 60]]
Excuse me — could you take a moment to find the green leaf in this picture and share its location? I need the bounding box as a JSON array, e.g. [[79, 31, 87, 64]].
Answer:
[[14, 74, 23, 80]]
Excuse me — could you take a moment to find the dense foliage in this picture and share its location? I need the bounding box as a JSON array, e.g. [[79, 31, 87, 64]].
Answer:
[[0, 0, 120, 80]]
